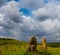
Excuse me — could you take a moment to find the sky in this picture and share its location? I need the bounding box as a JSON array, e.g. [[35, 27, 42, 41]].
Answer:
[[0, 0, 60, 42]]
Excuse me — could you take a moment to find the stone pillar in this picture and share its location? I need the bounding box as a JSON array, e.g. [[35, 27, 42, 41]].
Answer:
[[42, 38, 47, 49]]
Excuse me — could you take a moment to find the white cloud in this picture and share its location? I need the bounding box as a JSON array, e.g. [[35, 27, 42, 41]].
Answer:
[[32, 2, 60, 21], [40, 19, 60, 31], [0, 1, 23, 29]]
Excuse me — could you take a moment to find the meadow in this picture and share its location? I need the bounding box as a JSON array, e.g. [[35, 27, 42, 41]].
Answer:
[[0, 38, 60, 55]]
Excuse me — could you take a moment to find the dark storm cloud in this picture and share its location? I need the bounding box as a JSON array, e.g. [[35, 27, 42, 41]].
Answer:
[[0, 20, 14, 29], [36, 15, 49, 21], [10, 15, 22, 23]]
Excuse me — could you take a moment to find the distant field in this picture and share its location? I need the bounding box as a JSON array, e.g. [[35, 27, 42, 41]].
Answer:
[[0, 38, 60, 55]]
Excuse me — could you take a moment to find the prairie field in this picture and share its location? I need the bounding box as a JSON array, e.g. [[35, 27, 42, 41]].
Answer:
[[0, 38, 60, 55]]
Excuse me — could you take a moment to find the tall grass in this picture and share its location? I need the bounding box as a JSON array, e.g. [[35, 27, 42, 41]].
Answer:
[[0, 44, 60, 55], [0, 38, 60, 55]]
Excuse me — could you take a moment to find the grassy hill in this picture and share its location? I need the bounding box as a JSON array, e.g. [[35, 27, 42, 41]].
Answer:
[[0, 38, 60, 55], [0, 38, 28, 45]]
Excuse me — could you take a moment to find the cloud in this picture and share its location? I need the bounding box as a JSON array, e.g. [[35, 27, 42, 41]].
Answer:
[[0, 1, 24, 29], [0, 0, 60, 42], [0, 0, 7, 7], [48, 0, 60, 3], [0, 1, 24, 38], [0, 14, 4, 21], [31, 1, 60, 42], [20, 0, 44, 10], [32, 2, 60, 21], [15, 16, 47, 41]]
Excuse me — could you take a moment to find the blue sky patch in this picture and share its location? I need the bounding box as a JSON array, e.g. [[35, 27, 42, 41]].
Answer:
[[20, 8, 32, 16]]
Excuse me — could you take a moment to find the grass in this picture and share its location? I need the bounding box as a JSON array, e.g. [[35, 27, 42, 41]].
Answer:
[[0, 38, 60, 55]]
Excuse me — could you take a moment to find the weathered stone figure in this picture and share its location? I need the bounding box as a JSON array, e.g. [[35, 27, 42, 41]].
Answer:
[[42, 38, 47, 49], [27, 36, 37, 54]]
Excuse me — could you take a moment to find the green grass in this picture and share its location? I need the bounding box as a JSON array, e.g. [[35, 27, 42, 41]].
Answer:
[[0, 38, 60, 55]]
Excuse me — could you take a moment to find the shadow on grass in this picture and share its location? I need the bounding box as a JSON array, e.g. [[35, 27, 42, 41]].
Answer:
[[36, 49, 51, 55], [24, 49, 51, 55]]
